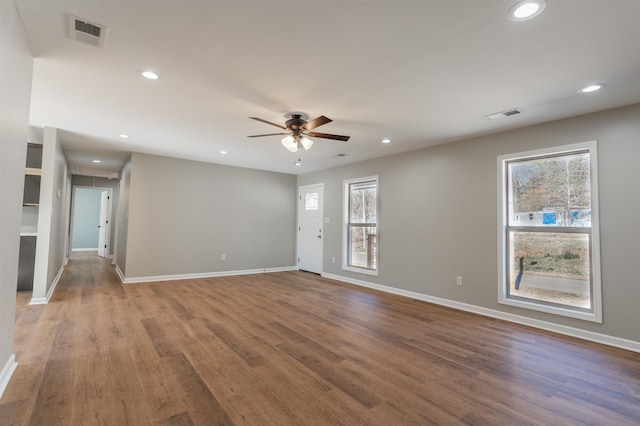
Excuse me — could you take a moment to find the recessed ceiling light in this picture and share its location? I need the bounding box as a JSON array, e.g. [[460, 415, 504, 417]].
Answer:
[[92, 160, 101, 163], [219, 150, 228, 155], [141, 70, 159, 80], [381, 139, 392, 144], [118, 134, 130, 139], [508, 0, 547, 21], [580, 83, 606, 93]]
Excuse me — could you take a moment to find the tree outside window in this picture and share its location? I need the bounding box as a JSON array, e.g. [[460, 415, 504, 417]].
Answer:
[[344, 177, 378, 274], [498, 142, 601, 322]]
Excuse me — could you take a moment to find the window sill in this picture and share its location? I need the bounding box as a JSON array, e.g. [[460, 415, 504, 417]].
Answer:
[[498, 296, 602, 323], [342, 265, 378, 277]]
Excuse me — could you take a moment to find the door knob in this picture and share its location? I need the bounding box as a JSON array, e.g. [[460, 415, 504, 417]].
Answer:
[[317, 235, 322, 239]]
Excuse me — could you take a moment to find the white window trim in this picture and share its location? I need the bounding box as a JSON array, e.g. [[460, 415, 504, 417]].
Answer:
[[343, 175, 379, 276], [497, 141, 602, 323]]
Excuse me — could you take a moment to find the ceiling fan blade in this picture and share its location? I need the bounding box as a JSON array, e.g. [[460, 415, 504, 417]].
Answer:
[[302, 115, 332, 130], [307, 132, 350, 141], [249, 117, 287, 130], [247, 133, 290, 138]]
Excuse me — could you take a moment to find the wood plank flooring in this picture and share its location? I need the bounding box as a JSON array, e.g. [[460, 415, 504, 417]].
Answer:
[[2, 252, 640, 425]]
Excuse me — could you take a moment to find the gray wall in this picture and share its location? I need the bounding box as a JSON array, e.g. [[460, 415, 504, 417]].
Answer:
[[298, 103, 640, 343], [0, 0, 33, 392], [71, 188, 101, 249], [72, 175, 120, 255], [121, 153, 296, 278], [115, 156, 132, 275], [33, 127, 71, 299]]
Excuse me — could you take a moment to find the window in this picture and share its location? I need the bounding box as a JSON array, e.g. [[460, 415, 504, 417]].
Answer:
[[305, 192, 319, 210], [343, 176, 378, 275], [498, 142, 601, 322]]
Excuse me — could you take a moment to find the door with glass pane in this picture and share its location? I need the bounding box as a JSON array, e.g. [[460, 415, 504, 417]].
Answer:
[[297, 184, 324, 274]]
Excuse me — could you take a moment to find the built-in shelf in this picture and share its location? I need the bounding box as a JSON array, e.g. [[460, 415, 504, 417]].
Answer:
[[26, 143, 43, 169], [19, 143, 43, 292], [23, 174, 41, 205]]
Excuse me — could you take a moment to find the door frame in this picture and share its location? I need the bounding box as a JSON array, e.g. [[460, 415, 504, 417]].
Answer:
[[97, 190, 109, 257], [69, 185, 113, 257], [297, 183, 324, 274]]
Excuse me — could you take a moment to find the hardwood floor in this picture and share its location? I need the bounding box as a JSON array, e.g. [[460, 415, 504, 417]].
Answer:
[[2, 253, 640, 425]]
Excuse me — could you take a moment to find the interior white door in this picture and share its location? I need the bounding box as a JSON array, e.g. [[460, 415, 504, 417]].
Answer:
[[297, 184, 324, 274], [97, 190, 109, 257]]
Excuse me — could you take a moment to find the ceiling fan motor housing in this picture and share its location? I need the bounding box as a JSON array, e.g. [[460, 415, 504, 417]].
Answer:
[[285, 114, 306, 131]]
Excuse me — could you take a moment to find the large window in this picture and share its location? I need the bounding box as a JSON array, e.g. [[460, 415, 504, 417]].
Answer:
[[498, 142, 601, 322], [343, 176, 378, 275]]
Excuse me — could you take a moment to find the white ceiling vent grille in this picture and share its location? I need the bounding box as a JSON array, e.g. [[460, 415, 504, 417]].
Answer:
[[67, 14, 106, 48], [485, 108, 522, 120]]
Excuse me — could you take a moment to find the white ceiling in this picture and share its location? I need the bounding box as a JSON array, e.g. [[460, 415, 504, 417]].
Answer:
[[15, 0, 640, 177]]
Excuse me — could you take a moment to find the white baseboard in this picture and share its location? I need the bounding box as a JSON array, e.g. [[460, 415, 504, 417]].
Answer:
[[120, 266, 297, 284], [115, 264, 125, 283], [30, 264, 64, 305], [0, 354, 18, 399], [321, 273, 640, 354]]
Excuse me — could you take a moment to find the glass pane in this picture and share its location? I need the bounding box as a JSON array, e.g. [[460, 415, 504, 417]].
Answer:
[[508, 152, 591, 227], [348, 226, 377, 269], [305, 192, 319, 210], [508, 231, 591, 310], [349, 181, 377, 223]]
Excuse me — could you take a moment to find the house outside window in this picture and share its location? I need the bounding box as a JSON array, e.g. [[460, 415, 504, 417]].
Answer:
[[498, 141, 602, 322], [343, 176, 378, 275]]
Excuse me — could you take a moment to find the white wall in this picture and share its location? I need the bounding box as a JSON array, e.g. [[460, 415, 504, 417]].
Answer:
[[33, 127, 70, 302], [121, 153, 296, 279], [71, 188, 101, 249], [298, 103, 640, 344], [0, 0, 33, 397]]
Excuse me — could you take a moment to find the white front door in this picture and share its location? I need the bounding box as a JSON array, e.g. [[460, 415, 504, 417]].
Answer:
[[97, 190, 109, 257], [297, 184, 324, 274]]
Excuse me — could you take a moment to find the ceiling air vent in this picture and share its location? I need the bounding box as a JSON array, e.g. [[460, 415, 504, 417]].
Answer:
[[485, 108, 522, 120], [67, 14, 106, 48]]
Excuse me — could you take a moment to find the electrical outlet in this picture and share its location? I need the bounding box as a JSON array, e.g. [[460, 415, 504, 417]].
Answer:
[[331, 256, 336, 264], [456, 276, 463, 286], [221, 254, 226, 261]]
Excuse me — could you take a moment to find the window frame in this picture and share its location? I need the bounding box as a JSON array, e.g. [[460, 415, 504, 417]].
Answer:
[[497, 141, 602, 323], [343, 175, 379, 276]]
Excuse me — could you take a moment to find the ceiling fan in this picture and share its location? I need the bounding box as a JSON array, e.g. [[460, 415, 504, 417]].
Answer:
[[248, 114, 350, 152]]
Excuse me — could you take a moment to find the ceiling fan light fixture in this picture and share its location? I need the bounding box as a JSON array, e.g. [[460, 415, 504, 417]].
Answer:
[[300, 136, 313, 150], [282, 135, 298, 152]]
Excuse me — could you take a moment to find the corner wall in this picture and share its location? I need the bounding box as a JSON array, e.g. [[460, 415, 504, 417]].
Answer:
[[298, 103, 640, 345], [0, 0, 33, 397], [115, 156, 131, 276], [32, 127, 70, 302]]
